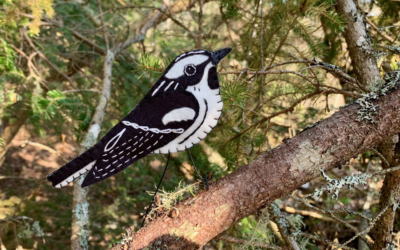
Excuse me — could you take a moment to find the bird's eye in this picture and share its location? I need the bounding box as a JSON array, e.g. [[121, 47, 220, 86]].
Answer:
[[184, 64, 196, 76]]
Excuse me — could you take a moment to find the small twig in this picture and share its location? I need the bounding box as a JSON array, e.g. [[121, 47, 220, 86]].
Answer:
[[97, 0, 109, 51], [300, 233, 357, 250], [267, 11, 301, 67], [62, 89, 103, 95], [377, 44, 400, 55], [291, 195, 373, 248], [282, 206, 340, 222], [0, 176, 38, 180], [197, 0, 203, 49], [268, 204, 301, 250], [325, 207, 371, 222], [366, 18, 400, 46], [22, 30, 78, 89], [245, 1, 260, 62], [157, 9, 196, 42], [217, 235, 280, 250], [339, 205, 388, 248], [20, 140, 68, 162], [259, 0, 265, 102], [9, 44, 27, 58], [371, 164, 400, 177], [254, 120, 270, 158], [369, 148, 390, 167]]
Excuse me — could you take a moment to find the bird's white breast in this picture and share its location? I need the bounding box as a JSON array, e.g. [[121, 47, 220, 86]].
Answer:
[[154, 63, 223, 154]]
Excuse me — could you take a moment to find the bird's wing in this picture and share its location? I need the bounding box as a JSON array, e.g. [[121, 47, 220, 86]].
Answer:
[[78, 89, 199, 187], [47, 89, 199, 188]]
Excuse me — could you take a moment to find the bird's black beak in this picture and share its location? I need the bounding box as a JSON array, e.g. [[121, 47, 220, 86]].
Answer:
[[211, 47, 232, 64]]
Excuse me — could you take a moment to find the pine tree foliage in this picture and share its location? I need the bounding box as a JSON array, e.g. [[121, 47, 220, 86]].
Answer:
[[0, 0, 399, 248]]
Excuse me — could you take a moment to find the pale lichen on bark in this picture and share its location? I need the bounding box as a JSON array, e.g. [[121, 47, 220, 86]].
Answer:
[[290, 140, 335, 177]]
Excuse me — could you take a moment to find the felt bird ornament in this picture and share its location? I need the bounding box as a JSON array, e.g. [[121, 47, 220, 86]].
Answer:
[[47, 48, 232, 189]]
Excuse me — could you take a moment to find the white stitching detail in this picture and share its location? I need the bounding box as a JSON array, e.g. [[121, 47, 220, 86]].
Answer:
[[122, 121, 184, 134], [153, 141, 158, 146], [105, 165, 111, 169], [125, 159, 129, 163], [113, 160, 118, 164], [152, 80, 166, 96], [104, 129, 126, 152], [164, 81, 174, 91]]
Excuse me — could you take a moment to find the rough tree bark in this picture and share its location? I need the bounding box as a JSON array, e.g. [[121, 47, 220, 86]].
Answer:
[[336, 0, 400, 249], [71, 49, 115, 250], [110, 81, 400, 249], [0, 104, 29, 167], [336, 0, 380, 86]]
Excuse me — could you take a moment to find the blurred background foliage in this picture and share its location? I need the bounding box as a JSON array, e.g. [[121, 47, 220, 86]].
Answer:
[[0, 0, 399, 249]]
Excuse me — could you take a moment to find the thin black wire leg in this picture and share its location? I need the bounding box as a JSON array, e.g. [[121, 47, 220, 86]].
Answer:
[[187, 149, 213, 191], [141, 153, 170, 228]]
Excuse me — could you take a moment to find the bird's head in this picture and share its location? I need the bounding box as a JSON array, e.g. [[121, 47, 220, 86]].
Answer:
[[153, 48, 231, 94]]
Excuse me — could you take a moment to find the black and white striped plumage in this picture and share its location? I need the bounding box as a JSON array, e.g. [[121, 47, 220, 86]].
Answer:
[[47, 48, 232, 188]]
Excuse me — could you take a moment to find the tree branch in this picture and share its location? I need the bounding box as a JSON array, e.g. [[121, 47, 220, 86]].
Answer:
[[337, 1, 400, 250], [22, 29, 78, 89], [110, 79, 400, 249], [365, 17, 400, 46]]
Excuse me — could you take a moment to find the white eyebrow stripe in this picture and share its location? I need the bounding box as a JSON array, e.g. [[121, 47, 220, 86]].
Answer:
[[164, 81, 174, 91], [175, 53, 186, 62], [152, 80, 166, 96], [187, 51, 204, 55]]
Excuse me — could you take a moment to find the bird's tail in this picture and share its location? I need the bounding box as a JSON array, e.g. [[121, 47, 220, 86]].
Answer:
[[47, 148, 98, 188]]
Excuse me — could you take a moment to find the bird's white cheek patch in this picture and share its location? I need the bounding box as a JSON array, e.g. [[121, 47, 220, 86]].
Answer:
[[162, 108, 196, 125]]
